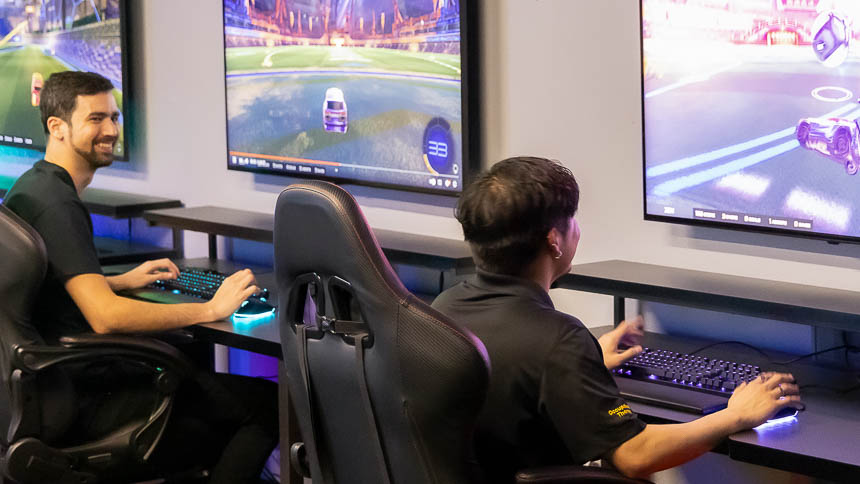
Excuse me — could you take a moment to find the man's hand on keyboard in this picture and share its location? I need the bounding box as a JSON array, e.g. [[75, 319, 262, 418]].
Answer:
[[107, 258, 180, 292], [725, 372, 802, 429], [599, 316, 645, 370], [206, 269, 260, 321]]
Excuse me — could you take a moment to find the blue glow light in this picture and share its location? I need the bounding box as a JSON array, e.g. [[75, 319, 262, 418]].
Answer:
[[231, 308, 276, 325], [754, 413, 799, 431]]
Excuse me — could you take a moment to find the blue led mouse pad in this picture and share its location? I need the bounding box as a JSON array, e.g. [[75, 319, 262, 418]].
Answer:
[[642, 0, 860, 241], [223, 0, 466, 193]]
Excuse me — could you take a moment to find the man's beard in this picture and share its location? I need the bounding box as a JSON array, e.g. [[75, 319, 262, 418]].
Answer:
[[72, 138, 115, 168]]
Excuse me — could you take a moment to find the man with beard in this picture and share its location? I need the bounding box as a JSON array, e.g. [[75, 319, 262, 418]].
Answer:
[[3, 71, 278, 484]]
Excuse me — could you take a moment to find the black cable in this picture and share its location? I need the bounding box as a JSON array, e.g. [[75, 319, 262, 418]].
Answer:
[[687, 340, 772, 360], [687, 340, 860, 367], [773, 345, 860, 366], [799, 383, 860, 396]]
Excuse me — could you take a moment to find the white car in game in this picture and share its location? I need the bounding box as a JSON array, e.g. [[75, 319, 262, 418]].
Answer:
[[323, 87, 348, 133]]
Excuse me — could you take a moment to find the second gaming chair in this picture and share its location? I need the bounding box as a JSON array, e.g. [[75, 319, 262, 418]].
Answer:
[[275, 181, 490, 483], [0, 204, 196, 484], [275, 181, 652, 484]]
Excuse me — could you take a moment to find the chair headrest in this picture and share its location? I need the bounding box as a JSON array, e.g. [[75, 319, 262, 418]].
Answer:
[[274, 181, 408, 303]]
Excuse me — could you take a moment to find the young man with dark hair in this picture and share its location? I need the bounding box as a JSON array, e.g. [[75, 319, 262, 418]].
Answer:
[[3, 71, 278, 483], [432, 156, 802, 482]]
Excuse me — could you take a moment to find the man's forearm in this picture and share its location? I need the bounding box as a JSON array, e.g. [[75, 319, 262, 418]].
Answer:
[[105, 274, 129, 292], [610, 411, 744, 478], [89, 295, 217, 334]]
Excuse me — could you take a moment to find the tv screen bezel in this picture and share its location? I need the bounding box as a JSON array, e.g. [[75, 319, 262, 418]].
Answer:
[[639, 0, 859, 245], [0, 0, 131, 161], [220, 0, 480, 196]]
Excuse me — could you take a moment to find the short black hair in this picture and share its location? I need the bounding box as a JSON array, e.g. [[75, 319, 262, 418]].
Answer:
[[40, 71, 114, 135], [456, 156, 580, 275]]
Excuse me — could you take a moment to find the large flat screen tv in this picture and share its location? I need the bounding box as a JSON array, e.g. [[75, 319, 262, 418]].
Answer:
[[642, 0, 860, 242], [222, 0, 479, 195], [0, 0, 128, 159]]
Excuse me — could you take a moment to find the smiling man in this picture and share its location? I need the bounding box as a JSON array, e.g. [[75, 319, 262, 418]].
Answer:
[[3, 71, 278, 483]]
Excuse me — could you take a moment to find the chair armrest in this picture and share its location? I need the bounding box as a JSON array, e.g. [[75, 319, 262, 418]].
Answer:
[[12, 333, 196, 378], [515, 465, 653, 484]]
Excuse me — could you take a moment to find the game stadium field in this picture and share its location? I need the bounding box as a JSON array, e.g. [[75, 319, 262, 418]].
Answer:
[[0, 45, 124, 153], [225, 45, 462, 186]]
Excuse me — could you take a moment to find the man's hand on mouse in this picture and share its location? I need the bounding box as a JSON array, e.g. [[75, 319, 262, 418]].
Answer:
[[725, 372, 803, 430]]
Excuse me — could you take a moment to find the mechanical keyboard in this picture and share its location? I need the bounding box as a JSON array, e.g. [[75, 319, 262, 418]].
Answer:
[[145, 267, 271, 305], [613, 347, 761, 414]]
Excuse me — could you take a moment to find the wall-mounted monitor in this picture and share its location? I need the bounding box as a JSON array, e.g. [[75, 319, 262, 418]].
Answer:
[[222, 0, 479, 195], [642, 0, 860, 242], [0, 0, 128, 159]]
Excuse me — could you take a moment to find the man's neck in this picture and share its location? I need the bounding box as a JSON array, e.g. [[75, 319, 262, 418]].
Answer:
[[44, 148, 94, 195], [520, 257, 555, 293]]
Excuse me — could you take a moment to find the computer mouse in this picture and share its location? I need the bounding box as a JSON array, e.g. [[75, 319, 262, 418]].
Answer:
[[233, 297, 276, 317]]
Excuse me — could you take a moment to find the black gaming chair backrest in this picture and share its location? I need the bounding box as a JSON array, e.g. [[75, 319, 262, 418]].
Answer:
[[0, 205, 49, 445], [275, 181, 490, 484]]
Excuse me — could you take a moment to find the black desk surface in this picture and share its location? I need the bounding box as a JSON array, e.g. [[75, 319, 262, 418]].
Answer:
[[590, 326, 860, 481], [559, 260, 860, 331], [143, 205, 473, 268], [0, 177, 182, 218]]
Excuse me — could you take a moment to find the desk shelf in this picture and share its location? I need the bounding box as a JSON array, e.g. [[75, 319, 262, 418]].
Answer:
[[143, 205, 473, 272], [557, 260, 860, 332], [2, 178, 183, 265]]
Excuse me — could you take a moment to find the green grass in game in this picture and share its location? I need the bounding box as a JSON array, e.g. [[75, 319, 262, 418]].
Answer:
[[225, 45, 461, 78], [0, 45, 124, 153]]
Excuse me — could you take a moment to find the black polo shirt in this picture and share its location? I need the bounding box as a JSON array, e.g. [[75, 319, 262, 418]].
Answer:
[[432, 269, 645, 482], [3, 160, 102, 343]]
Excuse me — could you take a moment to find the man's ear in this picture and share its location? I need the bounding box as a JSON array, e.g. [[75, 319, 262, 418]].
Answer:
[[46, 116, 66, 141], [546, 227, 562, 254]]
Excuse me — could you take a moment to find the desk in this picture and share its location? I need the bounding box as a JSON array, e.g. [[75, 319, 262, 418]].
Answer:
[[591, 326, 860, 481], [142, 206, 474, 273], [115, 257, 860, 481], [2, 178, 184, 264]]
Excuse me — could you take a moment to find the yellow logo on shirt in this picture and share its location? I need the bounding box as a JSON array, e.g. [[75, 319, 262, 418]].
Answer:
[[608, 404, 632, 418]]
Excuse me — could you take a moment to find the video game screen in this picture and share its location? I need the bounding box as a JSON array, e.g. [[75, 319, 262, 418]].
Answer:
[[643, 0, 860, 242], [223, 0, 471, 194], [0, 0, 126, 158]]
